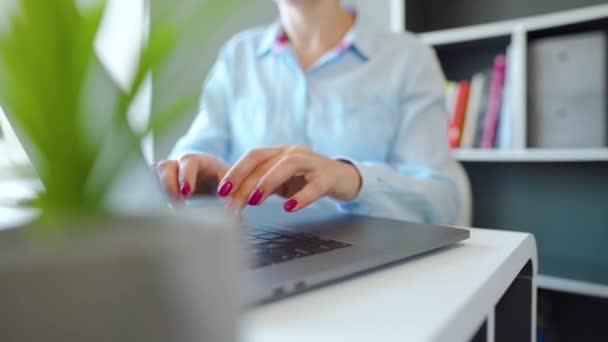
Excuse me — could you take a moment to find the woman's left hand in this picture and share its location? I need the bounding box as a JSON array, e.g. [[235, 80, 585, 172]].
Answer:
[[217, 145, 362, 213]]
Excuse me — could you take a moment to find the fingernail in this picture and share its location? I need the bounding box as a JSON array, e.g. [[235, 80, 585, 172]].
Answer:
[[284, 199, 298, 212], [217, 180, 233, 197], [180, 181, 192, 197], [248, 188, 264, 206]]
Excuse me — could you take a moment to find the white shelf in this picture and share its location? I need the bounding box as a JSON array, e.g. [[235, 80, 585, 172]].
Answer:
[[537, 275, 608, 299], [452, 148, 608, 162], [419, 3, 608, 46], [420, 22, 515, 46], [389, 0, 405, 32]]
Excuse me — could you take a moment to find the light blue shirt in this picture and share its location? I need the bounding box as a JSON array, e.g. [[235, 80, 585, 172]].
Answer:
[[171, 14, 462, 225]]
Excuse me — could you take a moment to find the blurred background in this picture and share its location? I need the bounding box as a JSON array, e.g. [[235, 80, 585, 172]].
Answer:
[[1, 1, 607, 341], [0, 0, 391, 169]]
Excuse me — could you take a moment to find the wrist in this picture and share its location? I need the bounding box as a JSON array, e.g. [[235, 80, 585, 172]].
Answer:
[[330, 159, 362, 201]]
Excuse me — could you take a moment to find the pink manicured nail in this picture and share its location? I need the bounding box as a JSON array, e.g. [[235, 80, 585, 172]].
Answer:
[[283, 199, 298, 212], [248, 188, 264, 206], [180, 181, 192, 197], [217, 180, 233, 197]]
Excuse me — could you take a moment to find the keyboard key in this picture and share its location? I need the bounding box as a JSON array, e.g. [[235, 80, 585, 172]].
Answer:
[[318, 244, 332, 251], [273, 236, 295, 244], [245, 224, 353, 268], [248, 229, 270, 236], [267, 228, 295, 236], [248, 238, 268, 245], [293, 247, 312, 255], [258, 233, 282, 240], [259, 241, 283, 249], [297, 243, 331, 254], [292, 234, 314, 240], [307, 237, 333, 244], [268, 250, 298, 264], [310, 237, 351, 248], [321, 240, 352, 249]]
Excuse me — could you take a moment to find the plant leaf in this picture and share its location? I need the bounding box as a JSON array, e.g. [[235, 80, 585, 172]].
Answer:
[[0, 0, 117, 218]]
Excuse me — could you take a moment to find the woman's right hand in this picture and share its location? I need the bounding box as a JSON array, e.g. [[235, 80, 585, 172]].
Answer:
[[154, 153, 230, 200]]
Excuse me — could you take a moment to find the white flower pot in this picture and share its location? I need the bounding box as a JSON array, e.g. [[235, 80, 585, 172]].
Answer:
[[0, 211, 242, 342]]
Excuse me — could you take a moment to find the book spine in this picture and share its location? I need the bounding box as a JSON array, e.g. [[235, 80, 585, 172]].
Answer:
[[448, 81, 471, 149], [445, 81, 457, 118], [460, 74, 485, 149], [497, 51, 512, 149], [481, 55, 507, 149]]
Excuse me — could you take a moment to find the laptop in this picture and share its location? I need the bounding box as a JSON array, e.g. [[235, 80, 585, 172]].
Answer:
[[239, 199, 470, 304]]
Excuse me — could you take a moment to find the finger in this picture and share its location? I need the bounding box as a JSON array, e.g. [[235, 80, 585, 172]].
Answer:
[[276, 175, 307, 198], [283, 177, 328, 213], [178, 154, 230, 198], [197, 157, 230, 196], [255, 154, 311, 204], [229, 157, 278, 210], [177, 155, 199, 198], [218, 146, 283, 197], [201, 154, 231, 180], [156, 160, 180, 199]]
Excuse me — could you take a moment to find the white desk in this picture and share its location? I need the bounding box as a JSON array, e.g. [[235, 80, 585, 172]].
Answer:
[[245, 228, 537, 342]]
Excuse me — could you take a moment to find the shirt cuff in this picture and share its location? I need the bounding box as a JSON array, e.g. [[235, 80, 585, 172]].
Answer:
[[334, 157, 380, 214], [332, 158, 427, 222]]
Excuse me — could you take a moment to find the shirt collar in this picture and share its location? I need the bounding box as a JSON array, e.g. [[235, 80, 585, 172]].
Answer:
[[256, 22, 281, 57], [255, 6, 375, 61]]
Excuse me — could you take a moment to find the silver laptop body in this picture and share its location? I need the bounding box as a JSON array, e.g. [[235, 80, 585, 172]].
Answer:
[[242, 203, 470, 304]]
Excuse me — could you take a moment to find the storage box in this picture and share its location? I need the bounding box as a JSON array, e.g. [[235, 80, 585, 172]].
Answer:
[[528, 31, 607, 148]]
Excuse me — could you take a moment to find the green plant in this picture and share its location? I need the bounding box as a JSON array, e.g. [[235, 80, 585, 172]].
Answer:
[[0, 0, 241, 223]]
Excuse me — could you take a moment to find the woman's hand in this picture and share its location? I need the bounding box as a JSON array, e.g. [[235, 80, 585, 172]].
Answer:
[[154, 153, 230, 200], [217, 145, 362, 213]]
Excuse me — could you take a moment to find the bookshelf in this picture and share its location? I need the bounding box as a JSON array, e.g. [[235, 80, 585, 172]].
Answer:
[[420, 4, 608, 161], [538, 275, 608, 300], [393, 2, 608, 300], [417, 4, 608, 45], [453, 148, 608, 163]]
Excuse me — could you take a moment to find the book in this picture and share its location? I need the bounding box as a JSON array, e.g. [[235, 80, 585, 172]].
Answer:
[[497, 44, 523, 149], [448, 81, 470, 149], [473, 70, 492, 148], [480, 55, 507, 149], [460, 73, 486, 149], [496, 47, 512, 149], [445, 81, 458, 119]]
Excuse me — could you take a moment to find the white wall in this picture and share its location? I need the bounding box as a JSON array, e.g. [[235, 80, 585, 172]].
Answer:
[[351, 0, 401, 32], [0, 1, 396, 167]]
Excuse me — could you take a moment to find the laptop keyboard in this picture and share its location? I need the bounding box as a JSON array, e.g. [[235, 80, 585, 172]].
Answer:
[[247, 227, 352, 269]]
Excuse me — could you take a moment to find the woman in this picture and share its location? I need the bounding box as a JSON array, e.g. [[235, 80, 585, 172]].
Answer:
[[155, 0, 464, 225]]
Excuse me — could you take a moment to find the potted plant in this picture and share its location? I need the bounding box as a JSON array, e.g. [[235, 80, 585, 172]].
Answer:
[[0, 0, 245, 340]]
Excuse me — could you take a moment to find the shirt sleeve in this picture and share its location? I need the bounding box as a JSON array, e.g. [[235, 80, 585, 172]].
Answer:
[[336, 45, 462, 225], [169, 48, 232, 161]]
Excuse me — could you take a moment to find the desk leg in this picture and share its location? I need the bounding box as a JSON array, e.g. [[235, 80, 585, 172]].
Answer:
[[495, 260, 534, 342], [470, 319, 488, 342], [470, 309, 495, 342]]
